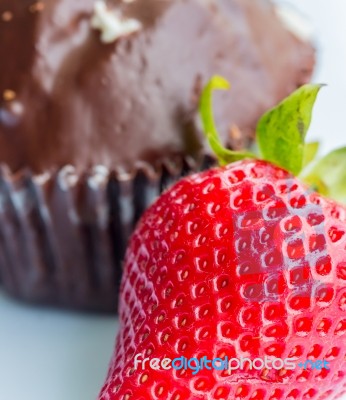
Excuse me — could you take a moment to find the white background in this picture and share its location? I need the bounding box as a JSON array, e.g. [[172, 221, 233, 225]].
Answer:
[[1, 1, 346, 399]]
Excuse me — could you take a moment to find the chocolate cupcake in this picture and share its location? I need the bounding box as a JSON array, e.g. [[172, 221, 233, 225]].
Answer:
[[0, 0, 315, 312]]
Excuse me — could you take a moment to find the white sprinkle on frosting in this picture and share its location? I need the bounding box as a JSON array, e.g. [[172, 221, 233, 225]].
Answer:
[[276, 5, 314, 43], [91, 0, 141, 44]]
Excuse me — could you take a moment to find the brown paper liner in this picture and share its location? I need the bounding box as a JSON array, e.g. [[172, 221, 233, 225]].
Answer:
[[0, 158, 212, 312]]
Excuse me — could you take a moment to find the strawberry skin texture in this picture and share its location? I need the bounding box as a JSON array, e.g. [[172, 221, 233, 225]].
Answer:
[[100, 160, 346, 400]]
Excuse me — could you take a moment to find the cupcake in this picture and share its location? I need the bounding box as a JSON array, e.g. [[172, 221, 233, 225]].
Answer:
[[0, 0, 315, 312]]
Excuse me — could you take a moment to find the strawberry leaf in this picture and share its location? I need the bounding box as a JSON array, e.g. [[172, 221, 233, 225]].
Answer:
[[199, 76, 255, 166], [301, 147, 346, 204], [257, 84, 323, 175], [303, 141, 320, 168]]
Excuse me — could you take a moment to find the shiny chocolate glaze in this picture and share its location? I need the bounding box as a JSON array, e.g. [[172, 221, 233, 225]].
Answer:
[[0, 0, 315, 175]]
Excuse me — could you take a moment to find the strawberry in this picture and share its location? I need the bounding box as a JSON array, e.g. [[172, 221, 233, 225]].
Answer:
[[99, 77, 346, 400]]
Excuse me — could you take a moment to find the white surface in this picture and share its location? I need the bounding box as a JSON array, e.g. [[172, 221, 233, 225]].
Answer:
[[0, 292, 118, 400], [1, 1, 346, 399]]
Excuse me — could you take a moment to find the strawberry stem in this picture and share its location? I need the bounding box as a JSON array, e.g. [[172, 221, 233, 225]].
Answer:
[[199, 75, 256, 166], [199, 76, 346, 205]]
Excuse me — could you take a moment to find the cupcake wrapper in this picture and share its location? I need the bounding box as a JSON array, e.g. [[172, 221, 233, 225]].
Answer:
[[0, 159, 204, 312]]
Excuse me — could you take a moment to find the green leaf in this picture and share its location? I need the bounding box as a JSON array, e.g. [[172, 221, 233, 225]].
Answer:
[[303, 141, 320, 168], [257, 84, 323, 175], [199, 76, 255, 166], [301, 147, 346, 204]]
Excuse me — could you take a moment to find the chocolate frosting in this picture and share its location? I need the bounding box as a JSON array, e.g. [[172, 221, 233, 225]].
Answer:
[[0, 0, 315, 175]]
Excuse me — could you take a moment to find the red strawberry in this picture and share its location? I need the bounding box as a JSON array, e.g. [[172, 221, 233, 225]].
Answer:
[[100, 159, 346, 400], [99, 77, 346, 400]]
